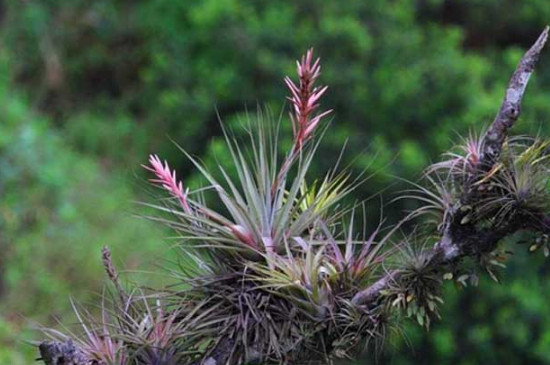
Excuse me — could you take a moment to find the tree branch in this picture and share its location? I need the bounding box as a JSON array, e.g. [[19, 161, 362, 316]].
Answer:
[[481, 26, 549, 168], [352, 27, 549, 306]]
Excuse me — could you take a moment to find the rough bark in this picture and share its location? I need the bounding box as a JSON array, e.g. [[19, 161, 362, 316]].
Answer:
[[480, 27, 549, 168], [38, 340, 89, 365]]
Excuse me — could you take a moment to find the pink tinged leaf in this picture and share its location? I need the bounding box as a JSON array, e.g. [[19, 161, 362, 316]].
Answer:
[[358, 225, 381, 264], [230, 224, 257, 248], [262, 236, 275, 255], [293, 236, 309, 251], [319, 222, 345, 271]]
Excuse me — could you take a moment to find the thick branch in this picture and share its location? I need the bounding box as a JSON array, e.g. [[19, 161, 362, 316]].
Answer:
[[353, 213, 550, 306], [353, 27, 549, 306]]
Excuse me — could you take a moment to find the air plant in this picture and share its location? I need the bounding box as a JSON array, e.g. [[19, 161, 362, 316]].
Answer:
[[397, 173, 456, 233], [135, 48, 389, 363], [476, 138, 550, 223], [385, 241, 444, 329], [426, 131, 485, 180], [38, 28, 550, 365], [46, 48, 389, 364], [117, 301, 189, 364], [39, 299, 129, 365]]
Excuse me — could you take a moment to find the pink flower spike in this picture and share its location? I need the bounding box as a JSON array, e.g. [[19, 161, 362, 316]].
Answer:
[[284, 48, 331, 152], [143, 154, 192, 214]]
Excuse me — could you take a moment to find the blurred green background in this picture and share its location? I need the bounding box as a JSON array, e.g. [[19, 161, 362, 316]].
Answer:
[[1, 0, 550, 363]]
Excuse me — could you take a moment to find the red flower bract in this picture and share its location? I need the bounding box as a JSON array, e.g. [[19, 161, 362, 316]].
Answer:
[[284, 48, 332, 152], [143, 154, 192, 214]]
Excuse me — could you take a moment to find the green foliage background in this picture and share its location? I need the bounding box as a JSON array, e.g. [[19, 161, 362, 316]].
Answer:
[[1, 0, 550, 363]]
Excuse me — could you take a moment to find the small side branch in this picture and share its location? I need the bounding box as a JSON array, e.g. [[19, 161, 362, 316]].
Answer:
[[481, 26, 549, 167], [351, 270, 399, 306]]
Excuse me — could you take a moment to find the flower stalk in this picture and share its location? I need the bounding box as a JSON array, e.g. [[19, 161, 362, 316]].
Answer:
[[272, 49, 331, 196]]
